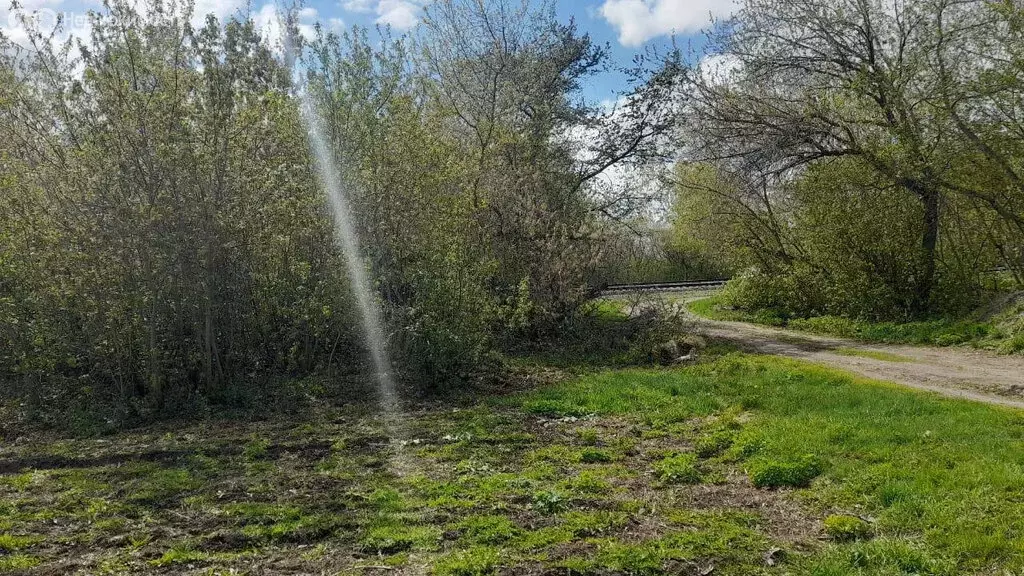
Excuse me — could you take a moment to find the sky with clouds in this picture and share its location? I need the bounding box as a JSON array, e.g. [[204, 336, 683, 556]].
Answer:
[[2, 0, 735, 103]]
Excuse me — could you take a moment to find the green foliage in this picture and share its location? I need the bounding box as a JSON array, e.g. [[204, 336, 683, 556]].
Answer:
[[691, 293, 1024, 353], [0, 0, 673, 426], [695, 431, 734, 458], [360, 524, 439, 554], [0, 533, 42, 552], [655, 453, 701, 484], [824, 515, 873, 542], [531, 490, 567, 515], [455, 516, 520, 545], [579, 449, 612, 463], [0, 554, 42, 571], [433, 546, 500, 576], [242, 436, 271, 462], [523, 400, 590, 418], [748, 455, 822, 488]]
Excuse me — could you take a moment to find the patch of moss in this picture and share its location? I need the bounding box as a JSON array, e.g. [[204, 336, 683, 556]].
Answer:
[[824, 515, 873, 542], [748, 455, 822, 488]]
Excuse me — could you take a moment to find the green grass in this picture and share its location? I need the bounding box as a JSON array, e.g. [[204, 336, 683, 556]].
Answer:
[[511, 354, 1024, 574], [688, 294, 1023, 351], [2, 353, 1023, 574]]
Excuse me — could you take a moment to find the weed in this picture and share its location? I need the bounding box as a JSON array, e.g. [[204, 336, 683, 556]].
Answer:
[[433, 546, 500, 576], [561, 470, 613, 495], [576, 428, 599, 446], [0, 554, 41, 571], [824, 515, 873, 542], [580, 448, 612, 463], [360, 524, 440, 554], [655, 453, 701, 484], [242, 436, 270, 461], [0, 533, 42, 552], [456, 516, 520, 545], [694, 431, 734, 458], [523, 400, 589, 418], [531, 490, 567, 514], [748, 455, 822, 488]]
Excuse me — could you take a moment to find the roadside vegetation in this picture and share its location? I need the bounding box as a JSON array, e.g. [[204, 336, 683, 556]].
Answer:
[[666, 0, 1024, 342], [689, 294, 1024, 354], [2, 350, 1023, 575]]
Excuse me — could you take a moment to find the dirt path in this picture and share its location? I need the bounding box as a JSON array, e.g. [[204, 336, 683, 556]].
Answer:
[[684, 297, 1024, 410]]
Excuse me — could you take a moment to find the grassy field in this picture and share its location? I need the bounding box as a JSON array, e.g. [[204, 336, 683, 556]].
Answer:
[[1, 353, 1023, 575], [688, 294, 1024, 353]]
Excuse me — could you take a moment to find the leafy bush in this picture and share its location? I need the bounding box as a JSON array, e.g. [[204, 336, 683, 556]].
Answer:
[[748, 455, 822, 488]]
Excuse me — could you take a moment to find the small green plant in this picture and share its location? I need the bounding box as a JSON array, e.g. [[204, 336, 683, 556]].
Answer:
[[655, 454, 701, 484], [242, 436, 270, 461], [359, 525, 417, 554], [0, 533, 42, 552], [433, 546, 500, 576], [577, 428, 599, 446], [823, 515, 872, 542], [524, 400, 589, 418], [531, 490, 567, 514], [456, 516, 519, 545], [748, 455, 822, 488], [0, 554, 42, 571], [580, 449, 612, 463], [695, 431, 734, 458], [562, 470, 612, 495]]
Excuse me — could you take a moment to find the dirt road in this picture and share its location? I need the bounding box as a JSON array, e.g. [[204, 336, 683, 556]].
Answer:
[[686, 298, 1024, 410]]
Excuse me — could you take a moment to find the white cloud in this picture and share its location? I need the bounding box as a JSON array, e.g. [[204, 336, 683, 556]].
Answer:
[[342, 0, 374, 13], [375, 0, 420, 30], [341, 0, 422, 31], [191, 0, 246, 26], [2, 0, 90, 50], [599, 0, 735, 47]]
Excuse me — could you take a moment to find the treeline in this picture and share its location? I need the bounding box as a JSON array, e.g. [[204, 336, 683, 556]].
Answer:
[[670, 0, 1024, 321], [0, 0, 677, 428]]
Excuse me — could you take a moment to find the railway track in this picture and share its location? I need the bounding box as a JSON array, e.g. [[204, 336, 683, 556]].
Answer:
[[600, 280, 728, 295]]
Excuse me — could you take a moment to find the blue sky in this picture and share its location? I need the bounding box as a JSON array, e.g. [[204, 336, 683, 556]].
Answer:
[[2, 0, 734, 103]]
